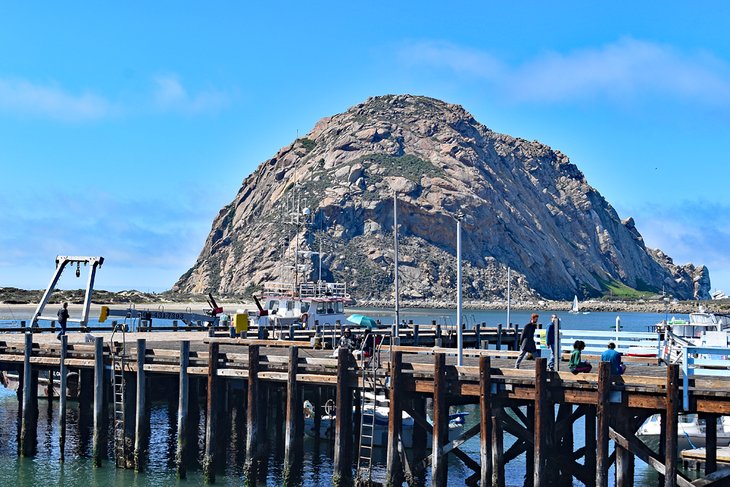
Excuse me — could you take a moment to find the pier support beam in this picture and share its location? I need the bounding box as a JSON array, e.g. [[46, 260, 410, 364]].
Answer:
[[492, 407, 505, 487], [615, 410, 635, 487], [92, 336, 105, 467], [386, 351, 403, 486], [20, 333, 38, 457], [284, 346, 302, 477], [665, 364, 680, 487], [59, 335, 68, 462], [333, 347, 353, 486], [596, 361, 611, 487], [176, 340, 190, 479], [203, 341, 220, 483], [245, 344, 263, 481], [431, 352, 448, 487], [479, 356, 492, 486], [700, 412, 717, 475], [134, 338, 147, 472], [534, 358, 548, 487]]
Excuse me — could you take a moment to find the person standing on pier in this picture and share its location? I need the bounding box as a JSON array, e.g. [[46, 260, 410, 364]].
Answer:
[[546, 314, 559, 371], [601, 342, 626, 375], [515, 313, 538, 369], [56, 302, 69, 340]]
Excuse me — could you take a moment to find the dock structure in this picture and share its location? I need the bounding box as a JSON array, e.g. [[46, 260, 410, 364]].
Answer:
[[2, 330, 730, 486]]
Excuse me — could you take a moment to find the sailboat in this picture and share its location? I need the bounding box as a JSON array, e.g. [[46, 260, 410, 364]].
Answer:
[[569, 295, 590, 315], [569, 295, 580, 314]]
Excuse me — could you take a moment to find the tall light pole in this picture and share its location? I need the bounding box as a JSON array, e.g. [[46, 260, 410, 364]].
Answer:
[[507, 267, 511, 328], [394, 191, 400, 338], [456, 210, 464, 366]]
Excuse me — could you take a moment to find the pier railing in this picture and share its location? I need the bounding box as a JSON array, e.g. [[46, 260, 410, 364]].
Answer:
[[549, 329, 662, 358], [681, 346, 730, 409]]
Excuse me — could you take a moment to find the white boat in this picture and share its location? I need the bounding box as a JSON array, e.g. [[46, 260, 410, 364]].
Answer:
[[0, 370, 79, 399], [637, 414, 730, 451], [303, 399, 468, 447], [254, 280, 351, 332]]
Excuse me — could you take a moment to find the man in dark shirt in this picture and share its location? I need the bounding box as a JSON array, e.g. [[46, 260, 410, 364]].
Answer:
[[57, 302, 69, 340]]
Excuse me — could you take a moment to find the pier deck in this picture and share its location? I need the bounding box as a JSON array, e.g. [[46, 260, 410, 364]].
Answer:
[[2, 330, 730, 486]]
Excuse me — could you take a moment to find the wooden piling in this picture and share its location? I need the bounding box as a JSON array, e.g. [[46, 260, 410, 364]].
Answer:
[[92, 336, 104, 467], [615, 410, 634, 487], [59, 334, 67, 462], [20, 333, 37, 457], [203, 341, 220, 483], [386, 351, 403, 485], [284, 346, 300, 469], [246, 344, 260, 462], [585, 406, 597, 487], [665, 364, 679, 487], [176, 340, 190, 479], [496, 324, 503, 350], [479, 356, 492, 486], [596, 361, 611, 487], [431, 352, 448, 487], [134, 338, 147, 472], [534, 358, 548, 487], [700, 412, 717, 475], [333, 346, 353, 486], [492, 408, 505, 487]]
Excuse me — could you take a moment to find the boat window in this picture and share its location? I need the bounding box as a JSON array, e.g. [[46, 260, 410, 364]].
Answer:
[[300, 303, 310, 313], [267, 300, 279, 311], [317, 302, 327, 313], [335, 302, 344, 313], [286, 301, 294, 311]]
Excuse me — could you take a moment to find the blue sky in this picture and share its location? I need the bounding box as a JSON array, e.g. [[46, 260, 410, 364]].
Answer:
[[1, 2, 729, 295]]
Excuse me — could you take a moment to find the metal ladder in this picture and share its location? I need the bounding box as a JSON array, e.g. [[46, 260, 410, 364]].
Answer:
[[356, 333, 392, 485], [110, 324, 128, 467], [356, 359, 379, 484]]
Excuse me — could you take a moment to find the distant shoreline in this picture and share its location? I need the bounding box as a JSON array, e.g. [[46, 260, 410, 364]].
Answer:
[[2, 286, 728, 317]]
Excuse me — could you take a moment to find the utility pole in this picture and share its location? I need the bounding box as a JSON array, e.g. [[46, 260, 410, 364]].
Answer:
[[456, 210, 464, 366], [394, 192, 400, 338]]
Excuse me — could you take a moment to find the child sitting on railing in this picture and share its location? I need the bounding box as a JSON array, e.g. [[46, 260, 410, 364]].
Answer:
[[569, 340, 592, 374]]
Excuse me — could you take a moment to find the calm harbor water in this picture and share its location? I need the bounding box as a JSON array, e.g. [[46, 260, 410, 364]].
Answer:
[[0, 309, 681, 486]]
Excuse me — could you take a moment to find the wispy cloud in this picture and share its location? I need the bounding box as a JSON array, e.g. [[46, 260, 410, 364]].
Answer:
[[0, 78, 113, 121], [628, 201, 730, 291], [0, 74, 233, 122], [152, 74, 231, 114], [399, 37, 730, 106]]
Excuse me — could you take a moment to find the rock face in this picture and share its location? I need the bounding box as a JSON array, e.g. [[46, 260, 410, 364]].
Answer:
[[173, 95, 711, 301]]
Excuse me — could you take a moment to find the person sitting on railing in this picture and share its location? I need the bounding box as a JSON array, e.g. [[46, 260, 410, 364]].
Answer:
[[601, 342, 626, 375], [569, 340, 592, 374]]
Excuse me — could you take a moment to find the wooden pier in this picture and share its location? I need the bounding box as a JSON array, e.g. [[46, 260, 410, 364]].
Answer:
[[2, 329, 730, 486]]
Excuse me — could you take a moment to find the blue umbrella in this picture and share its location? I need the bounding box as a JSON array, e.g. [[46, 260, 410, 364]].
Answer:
[[347, 314, 379, 329]]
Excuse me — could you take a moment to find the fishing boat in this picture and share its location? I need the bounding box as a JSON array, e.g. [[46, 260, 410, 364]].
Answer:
[[254, 280, 350, 332], [637, 414, 730, 451]]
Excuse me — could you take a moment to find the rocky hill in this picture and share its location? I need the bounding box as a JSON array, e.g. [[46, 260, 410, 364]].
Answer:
[[173, 95, 710, 302]]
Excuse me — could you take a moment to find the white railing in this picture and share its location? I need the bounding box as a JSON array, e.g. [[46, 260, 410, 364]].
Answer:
[[537, 329, 662, 357], [263, 282, 297, 296], [682, 346, 730, 409], [299, 281, 348, 299]]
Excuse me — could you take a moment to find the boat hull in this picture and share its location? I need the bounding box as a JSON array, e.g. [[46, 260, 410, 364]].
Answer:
[[0, 371, 79, 399]]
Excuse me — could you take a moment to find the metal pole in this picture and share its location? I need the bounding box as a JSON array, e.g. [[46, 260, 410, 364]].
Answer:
[[456, 212, 463, 366], [394, 191, 400, 338], [506, 267, 511, 328]]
